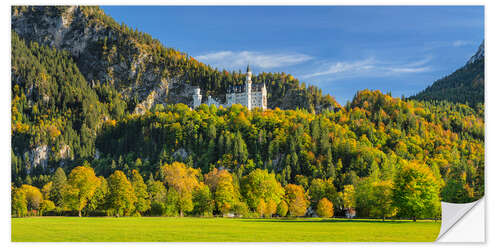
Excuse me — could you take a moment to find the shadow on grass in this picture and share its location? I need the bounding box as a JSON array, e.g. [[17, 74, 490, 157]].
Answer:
[[241, 218, 440, 224]]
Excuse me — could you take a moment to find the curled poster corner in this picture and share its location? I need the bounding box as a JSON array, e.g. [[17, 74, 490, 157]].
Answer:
[[436, 198, 485, 242]]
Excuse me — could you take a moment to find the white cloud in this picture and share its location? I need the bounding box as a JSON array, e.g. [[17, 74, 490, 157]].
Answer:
[[301, 58, 376, 78], [403, 55, 433, 67], [387, 66, 430, 73], [301, 56, 433, 80], [195, 50, 312, 70], [452, 40, 475, 47]]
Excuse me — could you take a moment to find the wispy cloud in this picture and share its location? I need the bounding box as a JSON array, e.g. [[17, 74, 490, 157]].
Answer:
[[387, 66, 430, 73], [421, 40, 481, 52], [452, 40, 476, 47], [196, 51, 312, 70], [301, 56, 433, 80], [301, 58, 376, 78]]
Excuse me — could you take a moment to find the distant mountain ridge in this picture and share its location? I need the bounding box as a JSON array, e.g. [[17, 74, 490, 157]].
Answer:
[[411, 41, 484, 107], [467, 41, 484, 65]]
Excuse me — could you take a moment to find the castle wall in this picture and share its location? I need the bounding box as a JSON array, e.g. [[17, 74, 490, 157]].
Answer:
[[193, 67, 266, 110], [192, 88, 202, 108], [251, 91, 262, 108]]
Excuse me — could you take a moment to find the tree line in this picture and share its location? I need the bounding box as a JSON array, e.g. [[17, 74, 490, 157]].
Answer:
[[12, 161, 440, 221]]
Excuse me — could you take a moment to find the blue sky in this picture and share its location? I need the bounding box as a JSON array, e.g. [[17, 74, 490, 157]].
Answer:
[[101, 6, 484, 104]]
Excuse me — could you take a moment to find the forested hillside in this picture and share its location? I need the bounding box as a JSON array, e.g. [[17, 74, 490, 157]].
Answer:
[[12, 6, 339, 114], [11, 31, 127, 186], [411, 42, 484, 107], [11, 5, 338, 186], [94, 90, 484, 203], [11, 90, 484, 218]]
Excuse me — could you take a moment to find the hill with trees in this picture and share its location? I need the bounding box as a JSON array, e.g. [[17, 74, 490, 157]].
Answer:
[[411, 42, 484, 107], [12, 6, 339, 114]]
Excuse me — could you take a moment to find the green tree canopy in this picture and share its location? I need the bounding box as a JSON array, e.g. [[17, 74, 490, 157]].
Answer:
[[393, 162, 441, 221], [241, 169, 284, 211], [67, 166, 101, 217], [108, 170, 136, 217], [161, 162, 201, 216], [308, 178, 336, 209], [50, 168, 67, 207], [370, 180, 397, 220], [131, 170, 150, 215]]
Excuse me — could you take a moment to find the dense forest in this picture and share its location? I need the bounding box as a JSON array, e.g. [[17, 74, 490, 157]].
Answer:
[[11, 6, 484, 219], [12, 91, 483, 218], [11, 31, 127, 185]]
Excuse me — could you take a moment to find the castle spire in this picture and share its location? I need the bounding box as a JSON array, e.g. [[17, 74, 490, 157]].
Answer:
[[245, 64, 252, 88], [245, 64, 252, 110]]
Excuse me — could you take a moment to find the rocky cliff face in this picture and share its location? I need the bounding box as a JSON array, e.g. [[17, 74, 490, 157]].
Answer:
[[28, 145, 49, 173], [12, 6, 191, 113]]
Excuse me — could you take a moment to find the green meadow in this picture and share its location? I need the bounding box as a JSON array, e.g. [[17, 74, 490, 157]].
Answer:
[[11, 217, 441, 242]]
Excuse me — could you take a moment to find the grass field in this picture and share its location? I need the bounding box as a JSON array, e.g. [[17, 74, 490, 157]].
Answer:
[[11, 217, 441, 242]]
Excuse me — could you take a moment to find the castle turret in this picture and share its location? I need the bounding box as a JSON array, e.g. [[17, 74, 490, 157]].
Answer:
[[192, 87, 202, 108], [245, 64, 253, 90], [261, 83, 267, 110]]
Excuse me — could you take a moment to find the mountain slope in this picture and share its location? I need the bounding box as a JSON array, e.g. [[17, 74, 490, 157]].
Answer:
[[12, 6, 340, 113], [411, 42, 484, 107], [11, 31, 128, 185]]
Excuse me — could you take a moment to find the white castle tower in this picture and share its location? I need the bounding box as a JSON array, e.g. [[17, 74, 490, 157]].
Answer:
[[245, 64, 253, 110]]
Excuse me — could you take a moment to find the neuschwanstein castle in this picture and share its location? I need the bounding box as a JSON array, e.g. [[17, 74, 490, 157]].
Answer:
[[192, 65, 267, 110]]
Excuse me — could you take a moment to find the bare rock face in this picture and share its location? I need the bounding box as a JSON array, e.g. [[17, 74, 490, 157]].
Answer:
[[13, 7, 103, 57], [28, 144, 73, 170], [12, 6, 192, 113], [133, 78, 170, 114], [28, 145, 49, 172], [59, 144, 72, 160], [167, 80, 198, 105]]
